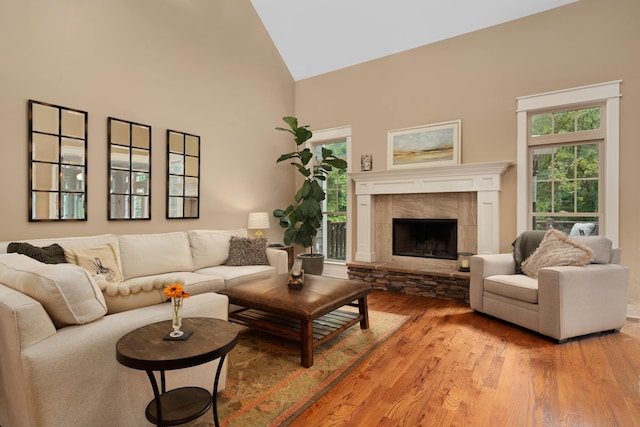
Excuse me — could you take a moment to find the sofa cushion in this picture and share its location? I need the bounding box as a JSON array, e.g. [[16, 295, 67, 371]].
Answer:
[[569, 235, 613, 264], [522, 229, 594, 279], [118, 232, 194, 280], [225, 236, 269, 266], [64, 244, 123, 282], [7, 242, 67, 264], [512, 230, 546, 274], [0, 253, 107, 327], [188, 229, 247, 270], [197, 264, 276, 288], [484, 274, 539, 304], [102, 272, 225, 314]]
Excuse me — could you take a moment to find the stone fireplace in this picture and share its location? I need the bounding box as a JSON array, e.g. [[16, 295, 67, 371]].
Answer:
[[346, 161, 511, 302], [349, 161, 512, 266], [374, 191, 476, 269]]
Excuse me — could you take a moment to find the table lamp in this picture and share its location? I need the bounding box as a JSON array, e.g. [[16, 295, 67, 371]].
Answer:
[[247, 212, 270, 238]]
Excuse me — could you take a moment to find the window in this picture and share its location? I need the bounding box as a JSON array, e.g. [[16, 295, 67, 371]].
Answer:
[[307, 125, 352, 277], [516, 81, 621, 246], [314, 140, 347, 261], [528, 106, 603, 234]]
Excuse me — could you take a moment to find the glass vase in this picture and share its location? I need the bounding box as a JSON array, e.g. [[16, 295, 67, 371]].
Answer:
[[170, 297, 184, 337]]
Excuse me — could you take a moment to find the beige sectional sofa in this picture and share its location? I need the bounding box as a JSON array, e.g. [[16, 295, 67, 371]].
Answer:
[[0, 229, 288, 427]]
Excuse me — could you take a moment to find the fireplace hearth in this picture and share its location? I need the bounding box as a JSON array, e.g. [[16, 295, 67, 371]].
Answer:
[[392, 218, 457, 260]]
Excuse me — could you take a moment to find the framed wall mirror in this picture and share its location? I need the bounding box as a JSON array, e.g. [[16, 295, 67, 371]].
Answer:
[[29, 100, 88, 221], [108, 118, 151, 220], [167, 130, 200, 219]]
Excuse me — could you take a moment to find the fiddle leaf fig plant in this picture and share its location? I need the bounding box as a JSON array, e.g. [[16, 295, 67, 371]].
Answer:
[[273, 116, 347, 252]]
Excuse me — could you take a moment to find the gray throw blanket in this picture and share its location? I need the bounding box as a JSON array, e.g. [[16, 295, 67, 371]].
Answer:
[[512, 230, 546, 274]]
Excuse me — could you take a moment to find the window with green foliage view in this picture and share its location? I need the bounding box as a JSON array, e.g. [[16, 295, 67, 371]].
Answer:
[[315, 141, 347, 261], [528, 106, 603, 234]]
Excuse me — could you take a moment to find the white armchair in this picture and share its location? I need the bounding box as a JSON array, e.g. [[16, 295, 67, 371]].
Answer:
[[470, 234, 629, 342]]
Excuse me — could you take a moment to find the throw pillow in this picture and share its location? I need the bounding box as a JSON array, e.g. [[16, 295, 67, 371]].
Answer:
[[64, 244, 123, 282], [225, 236, 269, 266], [511, 230, 546, 274], [521, 229, 595, 279], [0, 253, 107, 328], [7, 242, 67, 264], [188, 229, 247, 270]]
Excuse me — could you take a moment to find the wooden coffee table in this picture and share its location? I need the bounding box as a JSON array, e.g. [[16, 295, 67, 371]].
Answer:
[[218, 274, 371, 367], [116, 317, 237, 427]]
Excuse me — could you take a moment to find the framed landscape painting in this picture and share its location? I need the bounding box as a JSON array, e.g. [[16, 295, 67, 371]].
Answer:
[[388, 120, 461, 169]]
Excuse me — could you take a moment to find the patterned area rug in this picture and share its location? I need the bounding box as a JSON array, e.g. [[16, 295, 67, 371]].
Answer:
[[185, 309, 408, 427]]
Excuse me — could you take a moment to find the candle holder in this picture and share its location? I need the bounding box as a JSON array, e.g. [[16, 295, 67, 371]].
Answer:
[[457, 252, 473, 272]]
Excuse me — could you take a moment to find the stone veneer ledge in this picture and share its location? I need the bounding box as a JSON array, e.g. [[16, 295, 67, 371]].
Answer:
[[347, 261, 470, 304]]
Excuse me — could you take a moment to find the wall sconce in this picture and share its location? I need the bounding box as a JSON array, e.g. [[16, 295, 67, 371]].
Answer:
[[247, 212, 270, 238], [458, 252, 473, 272]]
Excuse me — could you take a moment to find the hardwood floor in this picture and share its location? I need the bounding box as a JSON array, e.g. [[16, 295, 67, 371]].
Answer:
[[291, 290, 640, 427]]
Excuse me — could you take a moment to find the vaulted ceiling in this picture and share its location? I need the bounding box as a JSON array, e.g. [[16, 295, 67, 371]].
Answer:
[[251, 0, 579, 81]]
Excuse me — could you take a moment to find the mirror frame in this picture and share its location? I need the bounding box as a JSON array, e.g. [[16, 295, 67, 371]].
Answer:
[[28, 100, 88, 221], [167, 129, 200, 219], [108, 117, 152, 220]]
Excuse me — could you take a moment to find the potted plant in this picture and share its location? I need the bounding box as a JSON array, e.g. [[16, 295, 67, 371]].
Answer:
[[273, 116, 347, 275]]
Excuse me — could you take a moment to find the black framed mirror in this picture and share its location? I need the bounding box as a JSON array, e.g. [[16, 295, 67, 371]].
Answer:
[[167, 130, 200, 219], [29, 100, 88, 221], [108, 118, 151, 220]]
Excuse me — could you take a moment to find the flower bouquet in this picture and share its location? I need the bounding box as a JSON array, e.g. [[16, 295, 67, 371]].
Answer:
[[163, 283, 190, 338]]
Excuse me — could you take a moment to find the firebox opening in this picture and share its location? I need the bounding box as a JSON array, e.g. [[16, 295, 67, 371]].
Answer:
[[392, 218, 457, 260]]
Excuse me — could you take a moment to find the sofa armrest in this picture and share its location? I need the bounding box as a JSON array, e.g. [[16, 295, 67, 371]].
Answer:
[[0, 284, 56, 349], [0, 284, 57, 427], [3, 292, 229, 427], [266, 248, 288, 275], [538, 263, 629, 340], [469, 254, 516, 311]]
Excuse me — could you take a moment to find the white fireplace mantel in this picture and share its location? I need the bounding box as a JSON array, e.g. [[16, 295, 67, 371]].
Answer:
[[349, 161, 513, 262]]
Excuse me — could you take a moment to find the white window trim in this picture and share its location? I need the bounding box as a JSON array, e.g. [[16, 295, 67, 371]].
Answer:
[[516, 80, 621, 246], [307, 125, 352, 279]]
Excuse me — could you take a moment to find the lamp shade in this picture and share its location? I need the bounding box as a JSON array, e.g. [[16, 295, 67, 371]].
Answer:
[[247, 212, 270, 230]]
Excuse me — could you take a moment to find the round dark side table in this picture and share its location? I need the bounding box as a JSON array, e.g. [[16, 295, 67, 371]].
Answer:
[[116, 317, 238, 427]]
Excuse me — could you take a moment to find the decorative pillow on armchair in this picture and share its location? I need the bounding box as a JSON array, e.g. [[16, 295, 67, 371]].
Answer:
[[225, 236, 269, 266], [521, 229, 595, 279]]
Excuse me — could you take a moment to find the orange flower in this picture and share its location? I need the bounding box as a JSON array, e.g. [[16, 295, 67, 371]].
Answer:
[[163, 282, 189, 299]]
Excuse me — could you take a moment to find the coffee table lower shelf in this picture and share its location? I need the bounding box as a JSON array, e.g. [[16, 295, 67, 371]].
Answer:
[[229, 308, 364, 367]]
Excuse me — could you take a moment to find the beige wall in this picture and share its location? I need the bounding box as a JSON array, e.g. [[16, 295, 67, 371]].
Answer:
[[295, 0, 640, 305], [0, 0, 294, 241]]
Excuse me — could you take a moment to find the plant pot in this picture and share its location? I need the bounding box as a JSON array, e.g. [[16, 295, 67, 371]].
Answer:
[[297, 253, 324, 276]]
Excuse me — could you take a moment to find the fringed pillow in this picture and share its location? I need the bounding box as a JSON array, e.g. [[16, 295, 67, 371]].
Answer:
[[521, 229, 595, 279]]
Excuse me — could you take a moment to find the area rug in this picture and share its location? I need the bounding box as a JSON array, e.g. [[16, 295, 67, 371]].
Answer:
[[185, 309, 409, 427]]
